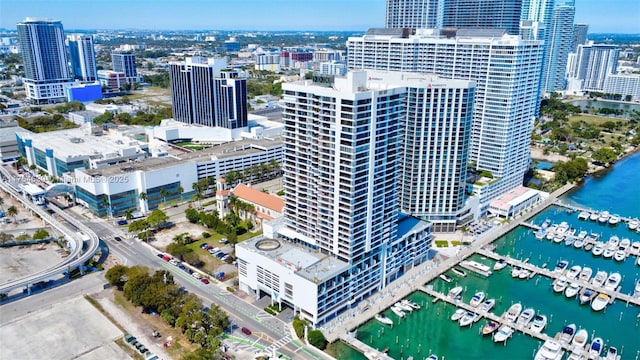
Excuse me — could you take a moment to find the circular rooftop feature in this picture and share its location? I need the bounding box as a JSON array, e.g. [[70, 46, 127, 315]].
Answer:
[[255, 239, 281, 251]]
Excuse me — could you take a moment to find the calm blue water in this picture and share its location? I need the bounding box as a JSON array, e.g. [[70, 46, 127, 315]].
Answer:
[[534, 160, 553, 170]]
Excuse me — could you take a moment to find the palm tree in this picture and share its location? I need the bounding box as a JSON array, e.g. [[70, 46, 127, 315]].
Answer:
[[139, 192, 147, 201], [101, 196, 112, 218], [176, 186, 184, 202], [7, 205, 18, 223], [160, 188, 169, 205], [191, 182, 201, 203], [124, 209, 133, 221]]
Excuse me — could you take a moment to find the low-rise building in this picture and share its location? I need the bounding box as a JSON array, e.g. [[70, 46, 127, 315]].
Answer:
[[488, 186, 544, 219], [0, 120, 29, 162]]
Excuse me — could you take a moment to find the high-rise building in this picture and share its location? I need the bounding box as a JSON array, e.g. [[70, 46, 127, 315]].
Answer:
[[169, 57, 247, 129], [67, 34, 97, 82], [572, 24, 589, 52], [111, 51, 139, 84], [541, 0, 575, 92], [603, 74, 640, 101], [17, 18, 73, 104], [236, 71, 433, 326], [348, 28, 543, 205], [386, 0, 440, 29], [568, 44, 620, 91], [440, 0, 523, 35]]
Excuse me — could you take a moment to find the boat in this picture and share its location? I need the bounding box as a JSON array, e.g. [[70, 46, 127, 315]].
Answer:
[[578, 211, 590, 220], [591, 293, 610, 311], [534, 339, 564, 360], [546, 228, 557, 240], [395, 301, 413, 312], [603, 346, 618, 360], [461, 260, 493, 276], [553, 277, 569, 293], [451, 308, 465, 321], [571, 329, 589, 348], [511, 266, 521, 278], [566, 346, 586, 360], [559, 324, 576, 345], [604, 272, 621, 291], [535, 229, 546, 240], [573, 238, 585, 249], [591, 271, 608, 287], [565, 283, 581, 298], [576, 230, 587, 240], [518, 269, 531, 279], [598, 211, 610, 223], [629, 218, 640, 230], [589, 212, 599, 221], [608, 215, 621, 225], [503, 303, 522, 323], [578, 267, 593, 282], [439, 274, 453, 283], [588, 338, 603, 358], [634, 279, 640, 298], [458, 311, 479, 327], [584, 242, 594, 251], [607, 235, 620, 247], [469, 291, 485, 307], [620, 238, 631, 248], [426, 355, 438, 360], [592, 242, 605, 256], [541, 219, 551, 229], [390, 305, 405, 318], [553, 233, 565, 243], [603, 245, 616, 258], [632, 241, 640, 255], [638, 256, 640, 266], [493, 258, 507, 271], [516, 308, 535, 326], [529, 314, 547, 333], [553, 260, 569, 273], [375, 313, 393, 326], [566, 265, 581, 280], [481, 320, 499, 335], [613, 247, 627, 262], [579, 289, 596, 305], [493, 325, 513, 343], [448, 286, 463, 299], [480, 298, 495, 312], [401, 299, 421, 310], [452, 267, 467, 277], [564, 236, 575, 246], [556, 221, 570, 235]]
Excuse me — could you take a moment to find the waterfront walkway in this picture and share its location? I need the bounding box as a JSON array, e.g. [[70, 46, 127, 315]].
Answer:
[[326, 183, 575, 344], [476, 248, 640, 307]]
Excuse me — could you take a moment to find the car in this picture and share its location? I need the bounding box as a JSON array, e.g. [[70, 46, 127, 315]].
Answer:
[[192, 272, 202, 280], [204, 245, 213, 251], [114, 236, 123, 242], [169, 259, 179, 266], [222, 255, 230, 262], [156, 253, 164, 259], [116, 219, 128, 226], [241, 327, 252, 335], [178, 264, 188, 271], [200, 278, 210, 284], [200, 243, 209, 249], [219, 238, 229, 244], [216, 252, 226, 259], [162, 255, 171, 262]]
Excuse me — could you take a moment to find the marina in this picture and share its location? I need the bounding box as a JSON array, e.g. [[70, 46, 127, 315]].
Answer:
[[328, 153, 640, 360]]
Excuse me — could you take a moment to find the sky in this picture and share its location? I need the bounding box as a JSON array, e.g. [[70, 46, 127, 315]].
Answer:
[[0, 0, 639, 33]]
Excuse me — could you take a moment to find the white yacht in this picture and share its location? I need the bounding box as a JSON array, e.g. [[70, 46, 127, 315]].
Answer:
[[576, 230, 588, 240], [603, 346, 618, 360], [480, 298, 495, 312], [553, 277, 569, 293], [604, 272, 621, 291], [503, 303, 522, 322], [553, 260, 569, 273], [451, 308, 465, 321], [613, 247, 627, 262], [529, 314, 547, 333], [591, 271, 608, 287], [566, 346, 586, 360], [535, 229, 546, 240], [620, 238, 631, 248], [534, 340, 564, 360], [634, 279, 640, 299], [519, 269, 532, 279], [426, 355, 438, 360], [493, 258, 507, 271], [565, 282, 581, 298], [592, 242, 605, 256], [591, 293, 610, 311], [469, 291, 485, 307], [579, 289, 596, 305], [395, 301, 413, 312], [589, 212, 600, 221], [516, 308, 535, 326], [375, 313, 393, 326], [493, 325, 513, 343], [510, 266, 522, 278], [546, 227, 557, 240], [482, 320, 499, 336], [571, 329, 589, 349], [578, 211, 590, 220], [603, 245, 616, 259], [556, 221, 570, 235], [439, 274, 453, 283], [586, 232, 600, 242], [458, 311, 479, 327], [578, 267, 593, 282], [566, 265, 581, 280], [390, 305, 405, 318], [607, 235, 620, 247], [559, 324, 576, 345], [608, 215, 621, 225], [588, 338, 603, 358], [637, 255, 640, 266], [452, 267, 467, 277], [401, 299, 421, 310], [553, 233, 565, 243], [629, 218, 640, 230], [560, 324, 576, 345], [632, 241, 640, 256], [598, 211, 611, 223], [448, 286, 463, 299]]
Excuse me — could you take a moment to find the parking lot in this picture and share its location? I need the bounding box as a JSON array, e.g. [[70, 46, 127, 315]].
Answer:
[[0, 243, 65, 284]]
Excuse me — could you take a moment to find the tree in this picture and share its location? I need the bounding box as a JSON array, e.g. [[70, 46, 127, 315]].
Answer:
[[592, 147, 618, 165], [32, 229, 49, 240], [7, 205, 18, 223], [185, 207, 200, 223], [124, 209, 133, 221], [128, 219, 150, 233], [176, 186, 184, 202], [307, 329, 327, 350], [148, 209, 169, 229], [160, 188, 169, 205], [139, 192, 147, 201], [105, 264, 129, 287]]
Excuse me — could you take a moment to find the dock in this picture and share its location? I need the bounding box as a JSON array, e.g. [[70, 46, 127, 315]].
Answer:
[[554, 201, 635, 225], [341, 335, 394, 360], [476, 248, 640, 307]]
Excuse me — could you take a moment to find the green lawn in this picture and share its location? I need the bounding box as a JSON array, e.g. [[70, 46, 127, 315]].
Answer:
[[569, 114, 624, 126], [435, 240, 449, 248]]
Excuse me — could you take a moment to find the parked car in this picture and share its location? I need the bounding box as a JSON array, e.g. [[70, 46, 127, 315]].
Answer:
[[192, 272, 202, 280], [162, 255, 171, 262], [169, 259, 179, 266], [156, 253, 164, 259], [116, 219, 128, 226], [200, 278, 210, 284], [200, 243, 209, 249], [219, 238, 229, 244], [241, 327, 252, 335], [216, 252, 226, 259]]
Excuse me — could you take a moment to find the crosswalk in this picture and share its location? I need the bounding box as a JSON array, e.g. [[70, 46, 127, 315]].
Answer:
[[264, 334, 292, 353], [255, 311, 274, 320]]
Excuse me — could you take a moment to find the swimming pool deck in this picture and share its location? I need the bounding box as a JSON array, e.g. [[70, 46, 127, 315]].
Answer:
[[327, 184, 575, 344]]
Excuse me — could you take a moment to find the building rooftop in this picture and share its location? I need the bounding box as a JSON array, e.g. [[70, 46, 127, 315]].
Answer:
[[239, 236, 350, 284], [232, 184, 284, 213], [489, 186, 540, 211], [0, 124, 29, 142]]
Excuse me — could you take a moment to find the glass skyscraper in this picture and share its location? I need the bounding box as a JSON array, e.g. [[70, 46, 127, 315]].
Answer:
[[67, 34, 98, 82]]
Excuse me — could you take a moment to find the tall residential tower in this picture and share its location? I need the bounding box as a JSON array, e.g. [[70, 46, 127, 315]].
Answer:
[[17, 18, 73, 104], [67, 34, 98, 82], [386, 0, 440, 28]]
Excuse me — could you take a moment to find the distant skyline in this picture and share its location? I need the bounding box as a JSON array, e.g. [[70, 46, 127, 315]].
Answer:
[[1, 0, 639, 33]]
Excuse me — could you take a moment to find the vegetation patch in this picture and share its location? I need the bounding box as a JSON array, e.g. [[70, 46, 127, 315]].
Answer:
[[434, 240, 449, 248]]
